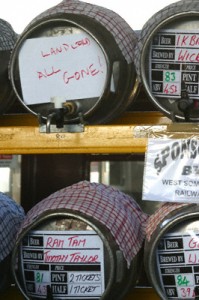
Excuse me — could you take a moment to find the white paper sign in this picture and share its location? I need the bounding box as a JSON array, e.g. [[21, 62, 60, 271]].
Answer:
[[19, 32, 108, 105], [142, 138, 199, 203]]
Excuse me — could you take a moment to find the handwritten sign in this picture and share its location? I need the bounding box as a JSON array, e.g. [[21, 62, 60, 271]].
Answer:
[[19, 32, 108, 106], [21, 230, 105, 299], [142, 138, 199, 203], [156, 220, 199, 299], [150, 30, 199, 99]]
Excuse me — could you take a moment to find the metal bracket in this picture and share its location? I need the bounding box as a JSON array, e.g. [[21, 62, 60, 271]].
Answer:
[[39, 123, 84, 133], [38, 111, 85, 133]]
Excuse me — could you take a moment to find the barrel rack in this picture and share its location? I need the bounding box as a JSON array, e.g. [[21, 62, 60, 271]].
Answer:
[[0, 111, 175, 300]]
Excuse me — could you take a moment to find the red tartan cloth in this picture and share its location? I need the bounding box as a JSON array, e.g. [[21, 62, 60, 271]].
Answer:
[[146, 202, 191, 242], [25, 0, 137, 64], [18, 181, 148, 267]]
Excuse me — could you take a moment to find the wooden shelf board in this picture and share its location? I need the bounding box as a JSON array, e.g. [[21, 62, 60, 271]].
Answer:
[[0, 112, 171, 154]]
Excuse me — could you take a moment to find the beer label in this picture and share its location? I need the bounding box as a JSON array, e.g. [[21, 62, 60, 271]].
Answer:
[[150, 30, 199, 99], [157, 227, 199, 299], [20, 230, 105, 299]]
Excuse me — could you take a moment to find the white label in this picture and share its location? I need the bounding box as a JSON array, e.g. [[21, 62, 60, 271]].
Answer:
[[150, 29, 199, 99], [19, 32, 107, 106], [21, 230, 105, 299], [156, 230, 199, 299], [142, 138, 199, 203]]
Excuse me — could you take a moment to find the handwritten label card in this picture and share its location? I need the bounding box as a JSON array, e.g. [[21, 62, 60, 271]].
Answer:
[[142, 138, 199, 203], [19, 32, 108, 106], [157, 220, 199, 299], [150, 29, 199, 99], [21, 230, 105, 299]]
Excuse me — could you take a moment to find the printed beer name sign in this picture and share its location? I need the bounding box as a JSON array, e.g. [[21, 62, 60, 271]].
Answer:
[[21, 230, 105, 299], [150, 30, 199, 99], [18, 32, 108, 106]]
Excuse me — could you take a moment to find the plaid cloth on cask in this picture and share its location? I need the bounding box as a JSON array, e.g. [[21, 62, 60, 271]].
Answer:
[[0, 19, 17, 50], [18, 181, 148, 267], [0, 192, 25, 261], [24, 0, 137, 64], [146, 202, 191, 242]]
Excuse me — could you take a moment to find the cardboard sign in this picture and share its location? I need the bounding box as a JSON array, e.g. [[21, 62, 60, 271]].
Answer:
[[143, 138, 199, 203], [19, 32, 108, 106]]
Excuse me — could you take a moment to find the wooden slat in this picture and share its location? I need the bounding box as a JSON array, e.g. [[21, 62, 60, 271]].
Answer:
[[0, 112, 171, 154], [0, 125, 148, 154]]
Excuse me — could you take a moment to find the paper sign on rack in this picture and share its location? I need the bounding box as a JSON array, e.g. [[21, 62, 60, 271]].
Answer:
[[142, 138, 199, 203]]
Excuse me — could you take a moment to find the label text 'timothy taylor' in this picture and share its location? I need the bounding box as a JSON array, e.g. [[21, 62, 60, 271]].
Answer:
[[44, 250, 99, 263]]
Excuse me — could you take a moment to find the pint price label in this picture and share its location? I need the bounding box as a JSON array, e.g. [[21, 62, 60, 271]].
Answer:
[[157, 230, 199, 299], [150, 30, 199, 99], [20, 230, 105, 299]]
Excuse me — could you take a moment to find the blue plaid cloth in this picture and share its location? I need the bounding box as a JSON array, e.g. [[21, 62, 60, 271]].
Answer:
[[0, 192, 25, 261], [0, 19, 17, 50]]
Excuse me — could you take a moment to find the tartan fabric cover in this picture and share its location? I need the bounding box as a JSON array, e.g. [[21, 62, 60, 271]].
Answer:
[[146, 202, 191, 242], [24, 0, 137, 64], [17, 180, 148, 267], [0, 19, 17, 50], [0, 192, 25, 261]]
